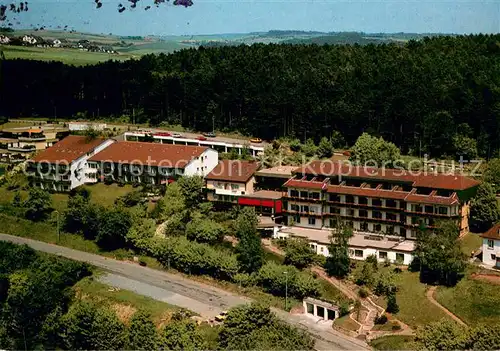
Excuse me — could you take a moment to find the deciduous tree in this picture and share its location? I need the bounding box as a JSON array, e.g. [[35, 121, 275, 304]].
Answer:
[[325, 226, 353, 278], [470, 182, 500, 232]]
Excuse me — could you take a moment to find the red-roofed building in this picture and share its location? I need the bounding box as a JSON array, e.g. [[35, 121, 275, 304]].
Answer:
[[205, 160, 259, 207], [283, 160, 479, 239], [87, 141, 218, 185], [27, 135, 115, 192], [481, 223, 500, 268]]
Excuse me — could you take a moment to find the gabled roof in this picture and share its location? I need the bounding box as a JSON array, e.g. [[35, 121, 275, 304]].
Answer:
[[89, 141, 207, 168], [293, 160, 480, 191], [481, 223, 500, 241], [205, 160, 258, 183], [30, 135, 108, 164]]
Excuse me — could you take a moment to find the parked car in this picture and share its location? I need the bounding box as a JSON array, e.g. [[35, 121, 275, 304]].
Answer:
[[172, 132, 182, 138], [250, 138, 263, 143], [154, 132, 171, 137], [196, 135, 207, 141], [203, 132, 216, 138]]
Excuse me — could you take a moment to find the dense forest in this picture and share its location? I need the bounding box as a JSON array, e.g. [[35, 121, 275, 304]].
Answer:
[[1, 34, 500, 157]]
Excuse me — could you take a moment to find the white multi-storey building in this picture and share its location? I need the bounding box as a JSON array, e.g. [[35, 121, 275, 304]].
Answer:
[[86, 141, 218, 185], [28, 135, 115, 191]]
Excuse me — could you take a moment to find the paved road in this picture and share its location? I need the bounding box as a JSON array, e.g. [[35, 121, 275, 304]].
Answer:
[[0, 234, 369, 351]]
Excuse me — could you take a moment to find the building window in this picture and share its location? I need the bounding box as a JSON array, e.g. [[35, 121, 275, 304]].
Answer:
[[386, 213, 397, 221], [347, 209, 355, 216], [358, 197, 368, 205], [372, 198, 382, 207], [438, 207, 448, 215], [387, 226, 394, 235], [388, 199, 399, 208], [372, 211, 382, 219], [396, 253, 405, 263], [488, 239, 494, 249], [346, 195, 354, 204], [400, 227, 407, 236], [310, 192, 320, 200], [379, 251, 388, 259], [329, 194, 340, 202], [300, 191, 308, 198], [320, 246, 324, 253], [290, 190, 299, 197], [293, 214, 301, 224], [491, 254, 496, 260], [360, 222, 368, 231], [330, 207, 340, 214], [301, 205, 309, 213], [290, 204, 299, 212], [374, 224, 382, 232], [231, 184, 239, 190], [359, 209, 368, 218], [354, 250, 363, 258], [308, 217, 316, 225]]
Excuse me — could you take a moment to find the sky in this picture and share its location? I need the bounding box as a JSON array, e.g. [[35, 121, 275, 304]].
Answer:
[[8, 0, 500, 36]]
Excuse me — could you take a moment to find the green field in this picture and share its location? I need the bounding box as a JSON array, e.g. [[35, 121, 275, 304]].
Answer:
[[2, 45, 136, 65], [370, 335, 415, 350], [436, 275, 500, 325]]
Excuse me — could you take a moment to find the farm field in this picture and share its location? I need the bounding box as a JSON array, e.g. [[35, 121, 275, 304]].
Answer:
[[2, 45, 136, 65]]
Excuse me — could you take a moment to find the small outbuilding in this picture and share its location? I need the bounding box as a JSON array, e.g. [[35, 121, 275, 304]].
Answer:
[[303, 297, 340, 321]]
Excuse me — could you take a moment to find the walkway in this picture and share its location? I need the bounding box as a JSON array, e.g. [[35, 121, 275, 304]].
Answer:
[[426, 286, 467, 326], [262, 238, 414, 338]]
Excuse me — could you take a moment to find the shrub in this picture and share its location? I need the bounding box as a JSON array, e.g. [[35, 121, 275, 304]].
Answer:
[[365, 254, 379, 271], [358, 288, 369, 298], [256, 261, 320, 299], [339, 302, 350, 317], [233, 272, 256, 287], [375, 314, 388, 325]]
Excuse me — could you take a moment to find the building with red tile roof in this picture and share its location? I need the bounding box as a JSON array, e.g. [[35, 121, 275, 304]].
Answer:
[[27, 135, 115, 192], [205, 160, 259, 208], [283, 160, 479, 239], [87, 141, 218, 185]]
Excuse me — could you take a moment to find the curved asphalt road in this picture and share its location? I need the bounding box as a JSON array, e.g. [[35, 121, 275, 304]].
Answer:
[[0, 233, 369, 351]]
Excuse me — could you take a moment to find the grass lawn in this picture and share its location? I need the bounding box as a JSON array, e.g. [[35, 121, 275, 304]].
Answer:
[[435, 275, 500, 325], [372, 320, 402, 332], [460, 232, 483, 255], [82, 183, 135, 207], [74, 276, 180, 325], [381, 270, 452, 328], [370, 335, 415, 350], [333, 315, 360, 332], [317, 277, 352, 305]]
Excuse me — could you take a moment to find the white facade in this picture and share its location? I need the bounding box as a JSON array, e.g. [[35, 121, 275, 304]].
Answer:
[[124, 132, 264, 157], [482, 237, 500, 268], [274, 228, 414, 265], [32, 139, 115, 191], [0, 35, 10, 44], [22, 35, 37, 45], [184, 148, 219, 177], [69, 122, 107, 131]]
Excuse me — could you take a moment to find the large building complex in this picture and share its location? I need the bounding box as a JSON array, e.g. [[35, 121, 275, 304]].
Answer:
[[27, 135, 115, 191], [283, 161, 479, 238]]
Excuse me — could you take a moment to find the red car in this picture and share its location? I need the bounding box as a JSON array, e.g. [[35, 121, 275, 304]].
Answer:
[[196, 135, 207, 141], [154, 132, 171, 137]]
